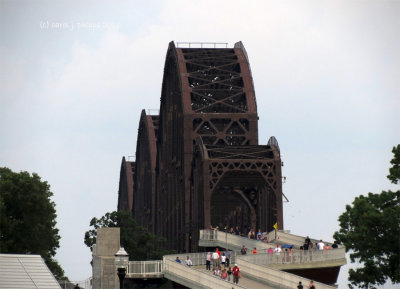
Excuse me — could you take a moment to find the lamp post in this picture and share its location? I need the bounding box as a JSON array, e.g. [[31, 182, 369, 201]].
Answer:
[[115, 247, 129, 289]]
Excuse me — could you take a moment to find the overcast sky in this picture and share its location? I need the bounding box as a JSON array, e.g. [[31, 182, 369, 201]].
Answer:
[[1, 0, 399, 287]]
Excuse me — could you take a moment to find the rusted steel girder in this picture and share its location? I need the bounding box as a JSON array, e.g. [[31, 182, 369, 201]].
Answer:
[[117, 157, 135, 212], [191, 137, 282, 251], [131, 110, 158, 234]]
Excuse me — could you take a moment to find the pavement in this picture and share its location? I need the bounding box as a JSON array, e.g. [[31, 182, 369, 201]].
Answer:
[[194, 265, 276, 289]]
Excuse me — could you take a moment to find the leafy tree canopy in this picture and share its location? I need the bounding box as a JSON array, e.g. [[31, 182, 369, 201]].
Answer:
[[334, 146, 400, 288], [387, 144, 400, 184], [334, 191, 400, 288], [0, 167, 66, 280], [84, 211, 175, 260]]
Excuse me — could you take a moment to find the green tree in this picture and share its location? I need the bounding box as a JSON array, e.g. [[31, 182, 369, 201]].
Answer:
[[0, 167, 66, 280], [387, 144, 400, 184], [84, 211, 175, 260], [334, 147, 400, 288]]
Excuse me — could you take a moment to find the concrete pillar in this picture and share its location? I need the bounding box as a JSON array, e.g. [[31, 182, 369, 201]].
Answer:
[[92, 227, 120, 289]]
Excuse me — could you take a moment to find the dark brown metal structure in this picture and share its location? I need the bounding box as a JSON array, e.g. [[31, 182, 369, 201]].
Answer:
[[118, 41, 283, 252], [131, 110, 158, 233], [117, 157, 135, 212]]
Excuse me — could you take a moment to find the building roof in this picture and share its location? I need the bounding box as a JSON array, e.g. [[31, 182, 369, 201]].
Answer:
[[0, 254, 61, 289]]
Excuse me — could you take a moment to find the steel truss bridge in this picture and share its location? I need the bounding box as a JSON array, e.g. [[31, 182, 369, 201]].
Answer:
[[118, 41, 284, 252]]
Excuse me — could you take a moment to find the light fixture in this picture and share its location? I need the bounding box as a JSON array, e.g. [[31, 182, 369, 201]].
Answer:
[[115, 247, 129, 289]]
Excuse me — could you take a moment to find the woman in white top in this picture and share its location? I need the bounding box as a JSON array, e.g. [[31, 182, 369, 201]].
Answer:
[[221, 253, 226, 267]]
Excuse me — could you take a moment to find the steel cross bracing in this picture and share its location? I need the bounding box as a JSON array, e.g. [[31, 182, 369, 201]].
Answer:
[[117, 41, 284, 253]]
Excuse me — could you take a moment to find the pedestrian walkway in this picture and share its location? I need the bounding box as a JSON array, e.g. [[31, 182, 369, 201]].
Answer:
[[123, 230, 345, 288], [194, 265, 276, 289]]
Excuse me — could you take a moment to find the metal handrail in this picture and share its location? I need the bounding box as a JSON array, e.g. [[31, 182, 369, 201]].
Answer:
[[199, 229, 345, 266], [238, 257, 337, 289], [200, 229, 276, 251], [127, 260, 163, 276], [265, 230, 341, 248], [146, 109, 160, 115], [59, 278, 92, 289], [176, 42, 229, 48], [165, 252, 211, 266], [241, 248, 346, 266]]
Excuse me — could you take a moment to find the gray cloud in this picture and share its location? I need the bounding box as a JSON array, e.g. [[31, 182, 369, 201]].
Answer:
[[1, 1, 399, 287]]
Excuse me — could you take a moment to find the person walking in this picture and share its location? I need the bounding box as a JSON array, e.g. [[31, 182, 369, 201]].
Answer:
[[213, 265, 221, 277], [221, 252, 226, 267], [184, 256, 193, 266], [206, 252, 211, 270], [225, 248, 231, 267], [221, 268, 227, 280], [212, 249, 219, 271], [227, 267, 232, 282], [308, 280, 316, 289], [257, 229, 262, 241], [232, 264, 240, 284], [297, 281, 304, 289], [216, 247, 221, 267]]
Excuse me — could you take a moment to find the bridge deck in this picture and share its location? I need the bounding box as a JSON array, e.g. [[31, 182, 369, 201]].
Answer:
[[124, 230, 345, 289]]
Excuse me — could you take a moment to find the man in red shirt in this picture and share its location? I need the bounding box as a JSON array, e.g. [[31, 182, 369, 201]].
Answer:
[[232, 264, 240, 284], [216, 248, 221, 267]]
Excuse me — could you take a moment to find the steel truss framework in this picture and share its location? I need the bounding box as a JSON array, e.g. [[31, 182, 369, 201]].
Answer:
[[117, 41, 283, 252]]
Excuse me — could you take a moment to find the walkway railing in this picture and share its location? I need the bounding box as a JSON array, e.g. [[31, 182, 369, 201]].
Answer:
[[172, 252, 208, 265], [176, 42, 229, 48], [199, 229, 345, 266], [59, 278, 92, 289], [242, 248, 346, 266], [265, 230, 341, 248], [127, 260, 163, 278], [237, 256, 337, 289], [166, 251, 235, 267], [200, 229, 274, 251]]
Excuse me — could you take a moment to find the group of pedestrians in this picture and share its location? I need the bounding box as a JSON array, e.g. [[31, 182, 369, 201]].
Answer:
[[242, 238, 336, 265], [206, 248, 232, 270], [240, 244, 282, 255], [174, 232, 333, 287], [211, 264, 240, 283], [302, 236, 337, 251], [297, 280, 316, 289], [247, 229, 265, 241], [204, 247, 241, 284], [210, 225, 269, 242], [210, 225, 243, 236], [175, 256, 193, 266]]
